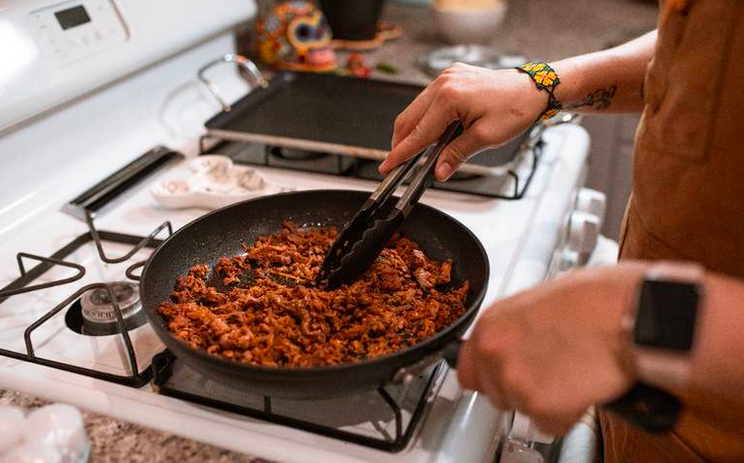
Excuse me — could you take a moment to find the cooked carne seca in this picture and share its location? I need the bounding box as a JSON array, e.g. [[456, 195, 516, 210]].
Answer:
[[158, 221, 468, 368]]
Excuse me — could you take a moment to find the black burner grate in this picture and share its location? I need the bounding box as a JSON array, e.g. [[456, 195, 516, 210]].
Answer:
[[200, 135, 543, 200], [151, 350, 445, 452], [0, 216, 172, 387]]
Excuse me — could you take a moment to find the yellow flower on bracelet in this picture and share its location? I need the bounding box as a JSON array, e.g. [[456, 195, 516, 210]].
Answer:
[[534, 69, 559, 87], [519, 61, 560, 91]]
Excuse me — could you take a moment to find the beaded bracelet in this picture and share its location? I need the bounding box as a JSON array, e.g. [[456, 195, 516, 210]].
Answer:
[[515, 61, 562, 121]]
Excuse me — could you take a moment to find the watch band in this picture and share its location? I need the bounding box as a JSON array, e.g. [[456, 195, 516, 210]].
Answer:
[[605, 382, 682, 434], [633, 348, 692, 389], [646, 261, 704, 284]]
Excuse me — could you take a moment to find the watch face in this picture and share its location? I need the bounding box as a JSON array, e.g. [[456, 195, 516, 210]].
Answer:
[[634, 279, 700, 351]]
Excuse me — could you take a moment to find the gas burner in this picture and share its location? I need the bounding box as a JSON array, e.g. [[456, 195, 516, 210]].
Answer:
[[82, 282, 145, 335], [269, 146, 329, 161], [0, 226, 167, 387], [66, 282, 147, 336]]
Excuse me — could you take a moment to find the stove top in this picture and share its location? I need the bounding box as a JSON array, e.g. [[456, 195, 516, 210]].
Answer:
[[0, 207, 452, 453], [0, 118, 590, 462]]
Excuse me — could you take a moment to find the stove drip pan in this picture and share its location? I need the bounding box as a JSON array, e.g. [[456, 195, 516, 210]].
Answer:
[[66, 282, 147, 336]]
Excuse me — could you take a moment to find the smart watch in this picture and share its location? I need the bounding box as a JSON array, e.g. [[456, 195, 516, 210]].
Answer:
[[629, 262, 704, 388], [606, 262, 703, 433]]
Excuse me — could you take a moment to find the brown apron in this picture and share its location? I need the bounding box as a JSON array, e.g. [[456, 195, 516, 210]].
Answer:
[[599, 0, 744, 461]]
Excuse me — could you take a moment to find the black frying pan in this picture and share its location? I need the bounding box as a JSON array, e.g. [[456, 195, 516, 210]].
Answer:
[[140, 190, 489, 399]]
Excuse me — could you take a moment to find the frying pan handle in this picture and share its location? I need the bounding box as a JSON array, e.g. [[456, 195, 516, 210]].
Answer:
[[441, 338, 462, 369], [392, 337, 463, 384]]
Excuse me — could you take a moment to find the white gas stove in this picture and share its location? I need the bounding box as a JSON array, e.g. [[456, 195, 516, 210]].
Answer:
[[0, 1, 599, 462]]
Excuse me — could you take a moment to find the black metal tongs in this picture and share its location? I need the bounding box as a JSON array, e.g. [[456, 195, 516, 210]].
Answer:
[[316, 121, 463, 289]]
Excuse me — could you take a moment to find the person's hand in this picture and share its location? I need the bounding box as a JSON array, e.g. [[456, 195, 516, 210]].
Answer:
[[379, 63, 546, 181], [457, 264, 646, 435]]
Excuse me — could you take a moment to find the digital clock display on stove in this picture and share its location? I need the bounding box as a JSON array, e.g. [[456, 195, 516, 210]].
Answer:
[[54, 5, 91, 30]]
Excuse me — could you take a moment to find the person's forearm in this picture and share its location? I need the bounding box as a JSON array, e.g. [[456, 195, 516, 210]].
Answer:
[[550, 31, 657, 114], [685, 272, 744, 404], [380, 31, 659, 180]]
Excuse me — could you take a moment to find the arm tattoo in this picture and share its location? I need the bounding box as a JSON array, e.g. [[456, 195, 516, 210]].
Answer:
[[566, 85, 618, 111]]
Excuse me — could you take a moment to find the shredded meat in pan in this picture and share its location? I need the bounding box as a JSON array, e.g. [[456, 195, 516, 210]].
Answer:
[[158, 221, 469, 368]]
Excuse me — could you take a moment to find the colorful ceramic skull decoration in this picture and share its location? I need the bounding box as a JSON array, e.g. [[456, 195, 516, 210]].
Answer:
[[257, 1, 337, 72]]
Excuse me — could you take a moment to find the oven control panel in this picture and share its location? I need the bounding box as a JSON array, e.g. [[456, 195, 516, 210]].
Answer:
[[28, 0, 128, 65]]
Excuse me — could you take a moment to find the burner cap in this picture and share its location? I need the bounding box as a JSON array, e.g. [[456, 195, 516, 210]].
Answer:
[[80, 282, 146, 335]]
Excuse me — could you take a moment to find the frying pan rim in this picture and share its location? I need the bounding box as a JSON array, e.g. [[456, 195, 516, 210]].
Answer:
[[140, 189, 489, 376]]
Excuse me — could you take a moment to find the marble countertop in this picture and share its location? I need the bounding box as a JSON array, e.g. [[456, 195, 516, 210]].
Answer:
[[0, 1, 658, 461]]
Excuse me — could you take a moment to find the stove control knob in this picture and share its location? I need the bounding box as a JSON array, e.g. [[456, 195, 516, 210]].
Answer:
[[498, 440, 545, 463], [575, 188, 606, 224], [562, 211, 601, 268], [509, 411, 554, 444], [567, 211, 601, 255]]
